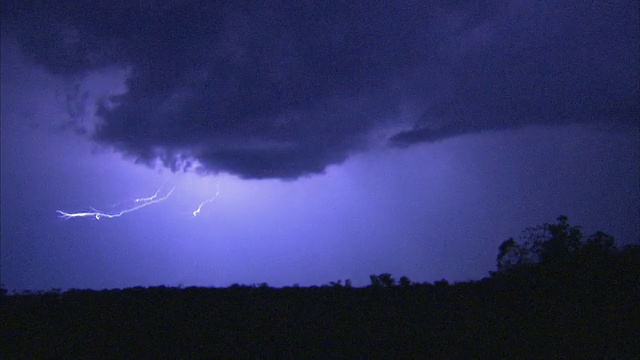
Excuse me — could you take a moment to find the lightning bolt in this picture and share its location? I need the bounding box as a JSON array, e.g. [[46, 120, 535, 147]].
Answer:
[[134, 181, 167, 203], [57, 186, 176, 220], [192, 181, 220, 217]]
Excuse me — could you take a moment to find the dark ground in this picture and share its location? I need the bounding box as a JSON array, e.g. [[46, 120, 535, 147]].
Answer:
[[2, 218, 639, 358], [2, 269, 638, 358]]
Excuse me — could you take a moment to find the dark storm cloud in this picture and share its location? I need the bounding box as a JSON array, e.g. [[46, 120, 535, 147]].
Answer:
[[3, 0, 638, 178], [391, 1, 639, 146], [389, 124, 475, 146]]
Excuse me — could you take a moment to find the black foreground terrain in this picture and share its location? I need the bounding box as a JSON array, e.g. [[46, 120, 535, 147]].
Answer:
[[2, 217, 639, 358]]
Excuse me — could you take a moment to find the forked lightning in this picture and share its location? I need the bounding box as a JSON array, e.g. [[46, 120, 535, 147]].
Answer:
[[57, 186, 175, 220]]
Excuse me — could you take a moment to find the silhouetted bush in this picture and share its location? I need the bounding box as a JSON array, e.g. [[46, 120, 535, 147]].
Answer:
[[399, 276, 411, 287], [369, 273, 395, 287]]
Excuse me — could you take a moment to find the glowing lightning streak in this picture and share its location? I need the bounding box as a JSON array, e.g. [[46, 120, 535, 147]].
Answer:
[[135, 188, 160, 203], [192, 181, 220, 217], [134, 181, 167, 203], [57, 187, 176, 220]]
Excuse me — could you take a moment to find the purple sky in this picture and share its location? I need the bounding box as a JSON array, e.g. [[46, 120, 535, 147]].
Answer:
[[1, 1, 638, 291]]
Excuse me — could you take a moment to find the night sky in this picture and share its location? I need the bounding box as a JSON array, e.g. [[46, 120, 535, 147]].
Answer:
[[1, 1, 638, 291]]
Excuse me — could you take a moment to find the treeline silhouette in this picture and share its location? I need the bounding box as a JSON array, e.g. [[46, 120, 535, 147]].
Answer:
[[1, 216, 638, 358]]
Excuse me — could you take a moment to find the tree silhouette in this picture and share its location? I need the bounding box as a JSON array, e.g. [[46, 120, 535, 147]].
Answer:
[[494, 215, 621, 276], [496, 238, 522, 272], [539, 215, 582, 265], [584, 231, 616, 253], [379, 273, 395, 287], [399, 276, 411, 287], [369, 273, 395, 287]]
